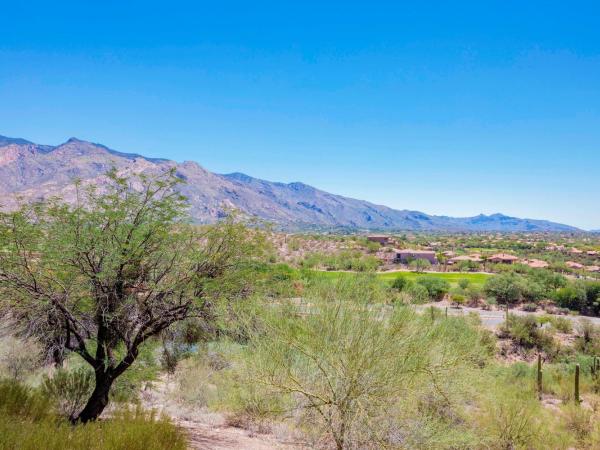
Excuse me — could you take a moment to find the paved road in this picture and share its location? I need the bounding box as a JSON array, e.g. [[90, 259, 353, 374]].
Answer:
[[417, 302, 600, 329]]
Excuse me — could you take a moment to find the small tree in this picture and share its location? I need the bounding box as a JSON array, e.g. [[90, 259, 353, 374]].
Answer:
[[0, 169, 263, 422], [451, 294, 466, 308], [417, 276, 450, 301], [458, 278, 470, 290], [484, 273, 523, 305], [409, 258, 431, 273], [391, 275, 409, 291]]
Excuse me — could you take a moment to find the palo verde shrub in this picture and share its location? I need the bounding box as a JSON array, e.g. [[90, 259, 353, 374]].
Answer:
[[231, 278, 493, 449]]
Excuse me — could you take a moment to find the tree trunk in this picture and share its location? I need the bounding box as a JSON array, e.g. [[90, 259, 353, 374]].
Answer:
[[75, 372, 115, 423], [51, 347, 65, 367]]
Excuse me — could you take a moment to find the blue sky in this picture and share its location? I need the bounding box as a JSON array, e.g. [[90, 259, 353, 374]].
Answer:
[[1, 1, 599, 229]]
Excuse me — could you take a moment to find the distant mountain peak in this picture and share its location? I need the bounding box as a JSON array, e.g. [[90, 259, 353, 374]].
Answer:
[[223, 172, 256, 183], [0, 135, 36, 146]]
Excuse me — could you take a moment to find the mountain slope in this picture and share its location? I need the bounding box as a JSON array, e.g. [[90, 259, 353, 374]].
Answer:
[[0, 135, 580, 232]]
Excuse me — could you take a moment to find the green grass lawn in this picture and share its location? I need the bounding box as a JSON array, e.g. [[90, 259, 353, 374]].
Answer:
[[311, 270, 491, 287]]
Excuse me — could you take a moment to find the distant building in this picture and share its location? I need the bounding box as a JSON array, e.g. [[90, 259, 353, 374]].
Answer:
[[566, 261, 585, 270], [488, 253, 520, 264], [367, 235, 390, 245], [448, 255, 483, 264], [523, 259, 549, 269], [586, 265, 600, 273], [570, 248, 584, 255], [393, 249, 437, 264], [587, 251, 599, 257]]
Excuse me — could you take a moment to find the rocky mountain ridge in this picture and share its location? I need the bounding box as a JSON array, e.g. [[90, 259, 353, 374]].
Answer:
[[0, 134, 581, 232]]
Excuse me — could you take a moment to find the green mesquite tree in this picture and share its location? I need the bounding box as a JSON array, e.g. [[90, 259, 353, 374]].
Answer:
[[0, 169, 263, 422]]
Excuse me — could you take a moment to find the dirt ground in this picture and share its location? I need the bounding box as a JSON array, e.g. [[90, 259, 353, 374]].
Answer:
[[140, 375, 300, 450]]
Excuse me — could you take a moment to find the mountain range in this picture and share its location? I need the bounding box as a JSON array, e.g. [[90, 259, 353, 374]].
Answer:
[[0, 134, 582, 233]]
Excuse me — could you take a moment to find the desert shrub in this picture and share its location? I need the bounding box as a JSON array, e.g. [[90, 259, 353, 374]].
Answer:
[[172, 354, 219, 407], [484, 273, 523, 305], [233, 278, 492, 449], [405, 282, 430, 304], [500, 315, 555, 352], [466, 285, 482, 300], [476, 387, 564, 449], [583, 281, 600, 316], [550, 316, 573, 334], [365, 240, 381, 253], [458, 278, 470, 290], [561, 403, 592, 442], [409, 258, 431, 273], [306, 250, 381, 272], [575, 319, 600, 354], [554, 284, 587, 312], [522, 303, 538, 312], [0, 378, 53, 421], [530, 269, 567, 291], [417, 277, 450, 301], [179, 318, 208, 345], [0, 337, 41, 381], [41, 367, 94, 420], [0, 406, 186, 450], [392, 275, 409, 291], [521, 279, 546, 303], [109, 341, 160, 403], [451, 294, 466, 307]]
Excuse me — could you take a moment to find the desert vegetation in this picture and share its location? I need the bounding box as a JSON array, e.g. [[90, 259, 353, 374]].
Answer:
[[3, 173, 600, 449]]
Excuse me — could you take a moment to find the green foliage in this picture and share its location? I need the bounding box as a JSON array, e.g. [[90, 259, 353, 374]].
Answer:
[[550, 316, 574, 334], [417, 276, 450, 301], [301, 250, 380, 272], [0, 337, 41, 381], [405, 282, 430, 304], [409, 258, 432, 273], [554, 284, 587, 312], [575, 319, 600, 355], [500, 314, 556, 352], [392, 274, 409, 291], [0, 170, 265, 421], [476, 385, 564, 449], [231, 278, 493, 449], [458, 278, 470, 290], [484, 273, 523, 305], [0, 378, 186, 450], [465, 285, 483, 303], [0, 378, 53, 422], [451, 293, 466, 307], [0, 407, 186, 450], [110, 341, 161, 403], [41, 367, 94, 420]]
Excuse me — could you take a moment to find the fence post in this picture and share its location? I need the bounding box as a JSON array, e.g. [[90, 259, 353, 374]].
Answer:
[[575, 364, 581, 404], [537, 354, 543, 401]]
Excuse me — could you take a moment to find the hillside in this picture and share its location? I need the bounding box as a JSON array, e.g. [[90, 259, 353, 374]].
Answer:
[[0, 134, 580, 232]]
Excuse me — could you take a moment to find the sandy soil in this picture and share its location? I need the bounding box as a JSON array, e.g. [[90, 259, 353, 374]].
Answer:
[[140, 375, 300, 450]]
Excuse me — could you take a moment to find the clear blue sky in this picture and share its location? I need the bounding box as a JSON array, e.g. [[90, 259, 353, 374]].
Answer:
[[1, 1, 599, 229]]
